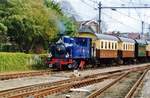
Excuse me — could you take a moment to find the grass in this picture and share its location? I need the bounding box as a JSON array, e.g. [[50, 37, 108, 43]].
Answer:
[[0, 52, 48, 72]]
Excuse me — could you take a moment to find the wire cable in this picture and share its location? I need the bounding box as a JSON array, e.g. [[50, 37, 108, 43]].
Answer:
[[102, 12, 140, 31]]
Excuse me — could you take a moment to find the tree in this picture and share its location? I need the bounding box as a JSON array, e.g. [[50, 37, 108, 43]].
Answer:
[[61, 16, 77, 36], [0, 23, 7, 43], [44, 0, 77, 37], [0, 0, 60, 52]]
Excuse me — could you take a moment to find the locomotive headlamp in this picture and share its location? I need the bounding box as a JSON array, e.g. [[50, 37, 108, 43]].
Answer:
[[48, 52, 52, 58], [66, 53, 69, 58]]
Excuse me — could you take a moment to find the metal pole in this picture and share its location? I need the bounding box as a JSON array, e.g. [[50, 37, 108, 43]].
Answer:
[[101, 6, 150, 9], [148, 24, 150, 38], [142, 21, 144, 35], [98, 2, 102, 33]]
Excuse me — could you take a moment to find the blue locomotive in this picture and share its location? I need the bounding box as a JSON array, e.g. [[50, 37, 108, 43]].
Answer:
[[47, 36, 91, 70]]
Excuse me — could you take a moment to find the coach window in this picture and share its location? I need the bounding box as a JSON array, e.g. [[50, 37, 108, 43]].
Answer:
[[129, 45, 131, 50], [108, 42, 111, 49], [110, 42, 112, 49], [115, 43, 117, 50], [105, 41, 107, 49], [132, 45, 134, 50], [123, 44, 125, 50], [114, 43, 115, 50], [112, 43, 114, 50], [101, 41, 103, 49]]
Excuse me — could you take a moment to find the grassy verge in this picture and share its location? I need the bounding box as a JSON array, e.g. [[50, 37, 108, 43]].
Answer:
[[0, 52, 48, 72]]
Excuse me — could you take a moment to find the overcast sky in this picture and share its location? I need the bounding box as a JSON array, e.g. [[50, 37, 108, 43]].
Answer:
[[57, 0, 150, 33]]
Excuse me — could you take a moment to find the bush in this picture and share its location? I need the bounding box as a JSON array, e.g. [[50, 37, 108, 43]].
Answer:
[[0, 52, 48, 72]]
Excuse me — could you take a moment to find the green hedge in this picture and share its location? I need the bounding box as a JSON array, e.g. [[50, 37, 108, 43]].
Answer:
[[0, 52, 48, 72]]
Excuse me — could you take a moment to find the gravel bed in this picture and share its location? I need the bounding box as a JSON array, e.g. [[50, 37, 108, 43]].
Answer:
[[97, 72, 142, 98], [0, 63, 149, 92], [0, 75, 68, 91], [47, 79, 114, 98], [54, 63, 150, 78], [135, 71, 150, 98]]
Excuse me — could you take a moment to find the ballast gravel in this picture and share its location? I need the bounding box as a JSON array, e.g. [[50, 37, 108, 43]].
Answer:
[[135, 70, 150, 98]]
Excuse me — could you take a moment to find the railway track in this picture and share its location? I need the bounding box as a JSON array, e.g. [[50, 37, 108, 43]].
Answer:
[[87, 68, 149, 98], [0, 65, 149, 98], [125, 69, 149, 98], [0, 63, 149, 81], [0, 71, 123, 98], [0, 70, 53, 80]]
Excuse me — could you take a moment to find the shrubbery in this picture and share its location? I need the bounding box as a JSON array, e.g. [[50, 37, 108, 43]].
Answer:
[[0, 52, 48, 72]]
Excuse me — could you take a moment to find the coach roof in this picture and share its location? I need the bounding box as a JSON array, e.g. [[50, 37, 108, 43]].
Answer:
[[146, 40, 150, 44], [95, 33, 119, 41], [135, 39, 147, 45], [118, 37, 135, 43]]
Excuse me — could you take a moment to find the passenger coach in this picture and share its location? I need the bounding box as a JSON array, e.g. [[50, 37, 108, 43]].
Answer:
[[146, 41, 150, 60], [94, 34, 119, 64], [118, 37, 135, 64], [135, 39, 147, 62]]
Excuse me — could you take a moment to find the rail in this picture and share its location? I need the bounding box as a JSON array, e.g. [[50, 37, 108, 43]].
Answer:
[[125, 68, 149, 98], [0, 65, 149, 98], [87, 72, 129, 98]]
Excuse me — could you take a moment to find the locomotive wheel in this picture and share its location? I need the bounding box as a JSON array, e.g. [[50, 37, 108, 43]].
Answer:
[[67, 64, 73, 69], [118, 60, 123, 65], [55, 63, 63, 70]]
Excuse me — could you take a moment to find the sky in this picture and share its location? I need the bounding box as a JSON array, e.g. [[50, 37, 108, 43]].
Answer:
[[57, 0, 150, 33]]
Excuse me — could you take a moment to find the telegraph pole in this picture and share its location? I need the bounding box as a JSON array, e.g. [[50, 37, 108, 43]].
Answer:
[[98, 2, 102, 33]]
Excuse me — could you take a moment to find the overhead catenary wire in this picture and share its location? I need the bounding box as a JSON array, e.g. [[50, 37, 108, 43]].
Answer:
[[112, 9, 149, 25], [130, 0, 142, 20], [80, 0, 150, 33], [102, 12, 140, 31]]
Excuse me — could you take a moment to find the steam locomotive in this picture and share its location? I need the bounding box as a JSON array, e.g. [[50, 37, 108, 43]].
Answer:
[[46, 32, 150, 70]]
